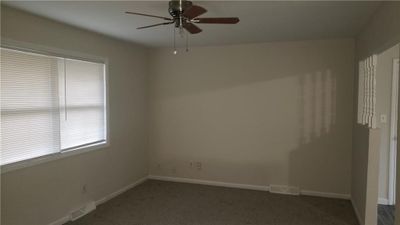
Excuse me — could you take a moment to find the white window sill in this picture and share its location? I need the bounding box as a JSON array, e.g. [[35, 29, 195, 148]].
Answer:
[[1, 141, 109, 174]]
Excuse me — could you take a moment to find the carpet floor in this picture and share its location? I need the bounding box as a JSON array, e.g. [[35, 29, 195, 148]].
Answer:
[[378, 204, 395, 225], [67, 180, 359, 225]]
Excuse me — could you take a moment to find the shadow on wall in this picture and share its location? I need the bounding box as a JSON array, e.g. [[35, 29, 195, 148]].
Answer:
[[289, 70, 346, 194], [149, 41, 353, 196], [150, 42, 345, 99], [151, 69, 348, 190]]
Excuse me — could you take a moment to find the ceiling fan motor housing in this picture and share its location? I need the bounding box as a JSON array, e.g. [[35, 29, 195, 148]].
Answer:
[[169, 0, 192, 18]]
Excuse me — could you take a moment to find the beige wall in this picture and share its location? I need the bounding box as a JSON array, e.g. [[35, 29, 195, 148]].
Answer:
[[351, 125, 372, 225], [148, 39, 355, 195], [377, 44, 400, 201], [352, 2, 400, 225], [1, 6, 149, 225], [365, 129, 381, 225], [356, 2, 400, 60]]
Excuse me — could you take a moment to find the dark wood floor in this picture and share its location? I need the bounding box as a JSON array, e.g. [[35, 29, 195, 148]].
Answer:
[[378, 205, 395, 225]]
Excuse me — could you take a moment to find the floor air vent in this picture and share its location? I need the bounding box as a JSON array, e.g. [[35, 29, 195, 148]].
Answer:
[[70, 201, 96, 221], [269, 185, 300, 195]]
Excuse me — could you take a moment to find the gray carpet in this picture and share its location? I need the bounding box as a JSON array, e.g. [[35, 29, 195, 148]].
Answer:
[[67, 180, 359, 225], [378, 204, 395, 225]]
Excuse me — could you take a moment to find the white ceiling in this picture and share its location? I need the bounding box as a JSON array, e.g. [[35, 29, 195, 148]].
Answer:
[[4, 1, 382, 47]]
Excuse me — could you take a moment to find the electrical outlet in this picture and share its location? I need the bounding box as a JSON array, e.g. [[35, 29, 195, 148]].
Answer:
[[156, 163, 161, 170], [196, 162, 202, 171], [82, 185, 87, 194], [380, 114, 387, 123]]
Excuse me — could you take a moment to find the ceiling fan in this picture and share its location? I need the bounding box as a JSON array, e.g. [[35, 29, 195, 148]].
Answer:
[[125, 0, 240, 35]]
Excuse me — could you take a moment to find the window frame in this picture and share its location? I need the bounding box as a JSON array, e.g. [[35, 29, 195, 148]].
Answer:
[[1, 39, 110, 173]]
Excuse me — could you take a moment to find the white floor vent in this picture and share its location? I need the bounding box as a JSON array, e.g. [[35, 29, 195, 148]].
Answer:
[[269, 185, 300, 196], [70, 201, 96, 221]]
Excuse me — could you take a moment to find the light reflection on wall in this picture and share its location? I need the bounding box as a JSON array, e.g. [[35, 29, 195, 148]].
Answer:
[[299, 70, 336, 144]]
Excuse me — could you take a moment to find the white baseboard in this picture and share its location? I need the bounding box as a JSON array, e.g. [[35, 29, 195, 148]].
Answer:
[[351, 198, 363, 225], [378, 197, 390, 205], [148, 175, 270, 192], [47, 216, 71, 225], [47, 176, 148, 225], [300, 190, 350, 200], [149, 175, 350, 200], [95, 176, 148, 205]]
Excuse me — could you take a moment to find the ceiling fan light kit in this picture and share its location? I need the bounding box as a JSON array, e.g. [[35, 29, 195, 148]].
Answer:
[[126, 0, 240, 54]]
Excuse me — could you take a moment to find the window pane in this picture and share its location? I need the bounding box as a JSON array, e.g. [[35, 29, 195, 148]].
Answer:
[[60, 59, 106, 150], [1, 48, 60, 165]]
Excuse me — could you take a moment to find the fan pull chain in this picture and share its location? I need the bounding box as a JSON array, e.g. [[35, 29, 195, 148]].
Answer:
[[173, 27, 177, 55], [186, 30, 189, 52]]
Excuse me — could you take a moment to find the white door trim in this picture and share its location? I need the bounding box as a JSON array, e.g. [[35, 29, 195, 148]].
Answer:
[[388, 58, 399, 205]]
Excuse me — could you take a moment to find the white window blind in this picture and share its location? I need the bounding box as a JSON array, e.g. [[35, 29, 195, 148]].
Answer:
[[0, 47, 107, 166], [60, 59, 106, 150]]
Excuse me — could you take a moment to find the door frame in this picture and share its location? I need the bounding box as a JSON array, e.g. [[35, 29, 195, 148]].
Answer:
[[389, 58, 400, 205]]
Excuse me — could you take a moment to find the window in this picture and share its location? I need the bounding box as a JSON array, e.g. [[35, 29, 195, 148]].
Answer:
[[0, 47, 107, 167]]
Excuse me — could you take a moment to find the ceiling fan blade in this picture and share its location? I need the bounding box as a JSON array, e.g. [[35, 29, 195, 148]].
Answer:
[[126, 11, 172, 21], [194, 17, 240, 24], [137, 21, 175, 30], [182, 5, 207, 19], [183, 22, 202, 34]]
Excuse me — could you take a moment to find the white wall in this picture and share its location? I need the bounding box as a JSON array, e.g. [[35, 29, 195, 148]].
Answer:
[[377, 44, 400, 203], [352, 2, 400, 225], [148, 39, 355, 196], [351, 125, 373, 225], [1, 6, 149, 225]]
